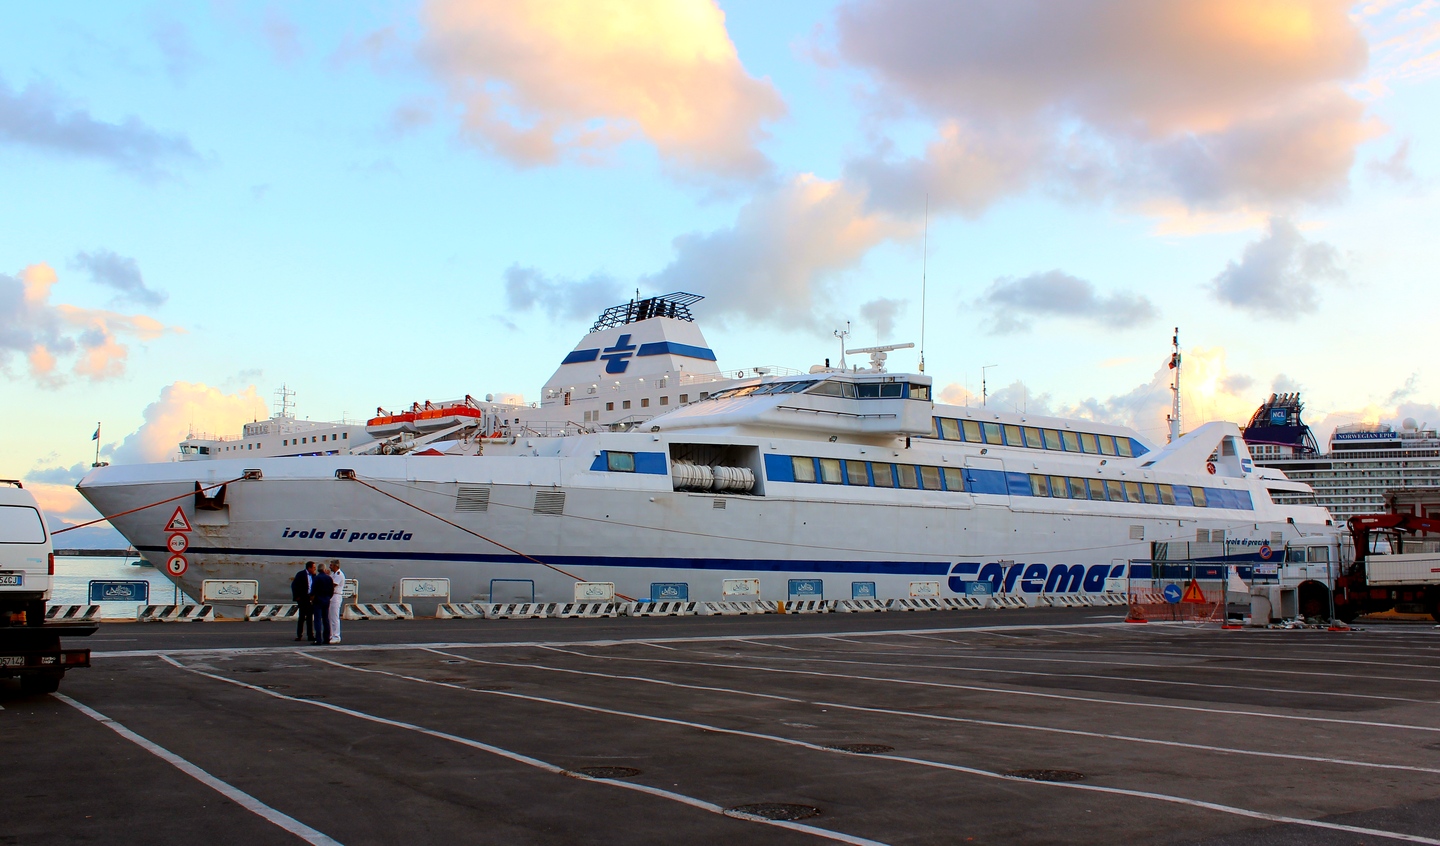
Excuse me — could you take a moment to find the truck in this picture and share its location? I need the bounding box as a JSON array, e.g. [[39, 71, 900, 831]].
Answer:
[[1, 480, 94, 694], [1333, 513, 1440, 622]]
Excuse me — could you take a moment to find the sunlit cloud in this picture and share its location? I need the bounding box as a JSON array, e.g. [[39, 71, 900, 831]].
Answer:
[[111, 381, 268, 465], [418, 0, 785, 178]]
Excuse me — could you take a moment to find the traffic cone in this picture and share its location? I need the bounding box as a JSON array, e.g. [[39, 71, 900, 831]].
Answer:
[[1124, 602, 1147, 623]]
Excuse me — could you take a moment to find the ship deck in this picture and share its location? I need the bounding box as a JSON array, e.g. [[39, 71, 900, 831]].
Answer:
[[7, 609, 1440, 845]]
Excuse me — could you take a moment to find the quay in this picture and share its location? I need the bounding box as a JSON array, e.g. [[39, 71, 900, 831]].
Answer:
[[6, 608, 1440, 845]]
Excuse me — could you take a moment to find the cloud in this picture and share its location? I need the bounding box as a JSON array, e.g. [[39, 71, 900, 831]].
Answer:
[[832, 0, 1375, 217], [503, 264, 626, 323], [0, 74, 199, 178], [1368, 138, 1416, 183], [859, 297, 905, 341], [25, 461, 90, 486], [975, 269, 1157, 334], [417, 0, 785, 178], [0, 263, 177, 385], [1211, 217, 1345, 317], [70, 249, 167, 308], [263, 9, 303, 65], [111, 382, 268, 465], [152, 20, 201, 83], [645, 174, 913, 327], [845, 122, 1043, 218]]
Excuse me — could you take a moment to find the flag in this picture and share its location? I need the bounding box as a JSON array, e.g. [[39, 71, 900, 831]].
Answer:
[[92, 424, 100, 441], [1168, 352, 1181, 369]]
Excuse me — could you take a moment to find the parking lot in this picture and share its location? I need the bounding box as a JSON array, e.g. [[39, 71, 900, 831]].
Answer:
[[7, 609, 1440, 845]]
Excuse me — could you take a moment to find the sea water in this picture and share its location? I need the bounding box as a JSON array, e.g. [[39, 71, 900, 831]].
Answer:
[[51, 555, 196, 613]]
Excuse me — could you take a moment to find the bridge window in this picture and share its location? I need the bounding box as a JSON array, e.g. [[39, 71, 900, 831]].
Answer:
[[1116, 438, 1133, 457], [897, 464, 919, 489], [871, 462, 895, 487], [819, 458, 843, 484], [962, 420, 982, 442], [1157, 484, 1176, 505], [845, 460, 869, 485], [1004, 424, 1024, 446], [920, 465, 941, 490], [1190, 486, 1208, 507], [807, 381, 846, 397], [1123, 482, 1142, 503], [1141, 483, 1159, 504], [1098, 435, 1117, 456], [1029, 474, 1049, 496], [1062, 431, 1081, 452], [909, 384, 930, 401], [1049, 476, 1070, 498], [791, 457, 817, 483], [942, 467, 964, 491], [982, 422, 1003, 444], [1079, 432, 1099, 454], [939, 418, 961, 440], [1069, 477, 1089, 499], [1023, 427, 1044, 449]]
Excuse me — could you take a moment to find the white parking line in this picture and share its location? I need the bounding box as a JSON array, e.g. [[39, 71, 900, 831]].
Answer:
[[157, 655, 887, 846], [428, 648, 1440, 777], [55, 693, 342, 846], [302, 651, 1440, 845], [527, 646, 1440, 734]]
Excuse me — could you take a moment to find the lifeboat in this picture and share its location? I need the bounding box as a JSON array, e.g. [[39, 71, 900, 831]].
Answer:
[[366, 407, 419, 437]]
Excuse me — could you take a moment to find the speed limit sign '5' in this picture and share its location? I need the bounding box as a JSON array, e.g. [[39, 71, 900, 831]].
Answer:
[[166, 554, 188, 576]]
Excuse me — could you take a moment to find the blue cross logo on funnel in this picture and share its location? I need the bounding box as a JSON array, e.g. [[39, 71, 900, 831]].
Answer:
[[600, 334, 638, 374]]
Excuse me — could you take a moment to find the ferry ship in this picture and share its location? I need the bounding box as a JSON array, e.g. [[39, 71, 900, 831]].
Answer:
[[1243, 393, 1440, 523], [78, 294, 1339, 606]]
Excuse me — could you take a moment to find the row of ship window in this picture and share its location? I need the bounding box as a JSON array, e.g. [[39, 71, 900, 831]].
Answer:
[[771, 455, 1254, 510], [927, 417, 1148, 458]]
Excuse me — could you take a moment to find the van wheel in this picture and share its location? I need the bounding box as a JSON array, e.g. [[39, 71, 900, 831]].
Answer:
[[20, 672, 62, 695]]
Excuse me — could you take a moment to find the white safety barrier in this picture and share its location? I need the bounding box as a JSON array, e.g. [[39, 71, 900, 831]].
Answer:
[[549, 602, 624, 619], [698, 601, 768, 615], [437, 602, 488, 619], [484, 603, 549, 620], [989, 594, 1030, 609], [778, 599, 829, 614], [832, 599, 888, 613], [46, 604, 101, 622], [342, 603, 414, 621], [1039, 594, 1091, 608], [1099, 592, 1130, 606], [943, 597, 988, 610], [888, 598, 948, 611], [624, 601, 698, 617], [138, 604, 216, 622], [244, 603, 299, 621]]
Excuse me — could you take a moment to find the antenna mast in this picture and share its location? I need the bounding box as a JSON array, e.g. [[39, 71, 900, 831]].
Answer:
[[1166, 328, 1182, 443], [834, 322, 851, 370], [274, 384, 296, 419], [981, 364, 997, 407], [919, 193, 928, 373]]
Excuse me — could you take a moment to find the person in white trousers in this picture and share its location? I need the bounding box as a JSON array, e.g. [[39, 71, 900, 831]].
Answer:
[[327, 560, 345, 644]]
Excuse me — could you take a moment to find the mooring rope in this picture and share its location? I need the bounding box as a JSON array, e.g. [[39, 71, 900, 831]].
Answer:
[[54, 477, 246, 535]]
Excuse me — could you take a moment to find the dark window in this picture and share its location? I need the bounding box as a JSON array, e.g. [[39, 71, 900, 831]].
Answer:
[[1105, 480, 1124, 502], [1141, 483, 1159, 504], [1029, 474, 1049, 497], [909, 384, 931, 401], [1049, 476, 1069, 498], [607, 451, 636, 472], [880, 383, 903, 398], [606, 402, 614, 411], [1069, 477, 1089, 500], [1191, 486, 1208, 507], [1157, 484, 1176, 505], [1123, 481, 1142, 503]]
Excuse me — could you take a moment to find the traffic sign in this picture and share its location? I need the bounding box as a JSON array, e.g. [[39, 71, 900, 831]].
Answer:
[[1162, 584, 1182, 604], [165, 506, 192, 532], [165, 554, 188, 576], [167, 533, 189, 554], [1181, 578, 1206, 603]]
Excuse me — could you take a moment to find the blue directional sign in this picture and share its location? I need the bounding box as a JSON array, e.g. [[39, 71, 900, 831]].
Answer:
[[1162, 583, 1183, 604], [851, 581, 877, 599], [650, 582, 689, 602], [964, 580, 994, 597], [89, 579, 149, 603]]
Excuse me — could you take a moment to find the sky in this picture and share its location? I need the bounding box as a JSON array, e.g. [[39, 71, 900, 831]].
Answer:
[[3, 0, 1438, 541]]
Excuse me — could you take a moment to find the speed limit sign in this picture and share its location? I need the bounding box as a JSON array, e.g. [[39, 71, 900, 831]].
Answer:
[[167, 533, 189, 554], [166, 554, 188, 576]]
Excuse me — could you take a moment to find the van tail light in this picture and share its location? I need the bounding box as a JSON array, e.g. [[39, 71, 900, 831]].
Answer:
[[49, 552, 55, 575]]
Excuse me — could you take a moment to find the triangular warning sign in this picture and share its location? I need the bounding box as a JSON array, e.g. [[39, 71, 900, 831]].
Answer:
[[1181, 578, 1205, 604], [165, 506, 192, 532]]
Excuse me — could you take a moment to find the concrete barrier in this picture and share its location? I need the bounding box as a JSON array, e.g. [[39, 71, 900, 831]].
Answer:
[[437, 602, 488, 619], [779, 599, 829, 614], [550, 602, 623, 618], [698, 601, 768, 616], [943, 597, 987, 610], [138, 604, 216, 622], [244, 604, 298, 621], [832, 599, 888, 613], [888, 598, 947, 611], [625, 601, 697, 617], [342, 603, 413, 621], [989, 595, 1029, 609], [46, 604, 101, 622], [483, 603, 549, 619]]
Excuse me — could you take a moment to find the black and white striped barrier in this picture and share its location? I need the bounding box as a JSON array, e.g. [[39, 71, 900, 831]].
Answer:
[[832, 599, 888, 613], [138, 604, 216, 622], [1099, 592, 1130, 606], [778, 599, 829, 614], [549, 602, 624, 619], [698, 601, 768, 615], [889, 598, 951, 611], [989, 595, 1030, 609], [244, 604, 299, 621], [944, 597, 988, 610], [46, 604, 102, 622], [342, 603, 413, 621], [484, 603, 549, 619], [437, 602, 488, 619], [625, 601, 698, 617]]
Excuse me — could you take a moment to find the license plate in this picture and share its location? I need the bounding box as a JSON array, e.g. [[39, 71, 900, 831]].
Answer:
[[0, 656, 23, 667], [0, 574, 21, 586]]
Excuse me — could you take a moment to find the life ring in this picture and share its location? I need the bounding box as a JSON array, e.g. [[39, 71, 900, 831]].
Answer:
[[1206, 461, 1216, 475]]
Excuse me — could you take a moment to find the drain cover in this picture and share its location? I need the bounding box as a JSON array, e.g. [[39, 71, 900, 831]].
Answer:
[[826, 744, 894, 754], [569, 766, 642, 779], [1005, 769, 1086, 783], [726, 804, 821, 821]]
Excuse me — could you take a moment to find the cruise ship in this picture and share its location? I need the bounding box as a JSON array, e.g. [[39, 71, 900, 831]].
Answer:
[[1243, 393, 1440, 523], [77, 294, 1338, 606]]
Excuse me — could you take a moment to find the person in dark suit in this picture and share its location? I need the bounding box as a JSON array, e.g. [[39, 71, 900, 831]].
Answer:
[[292, 562, 316, 642], [310, 561, 333, 645]]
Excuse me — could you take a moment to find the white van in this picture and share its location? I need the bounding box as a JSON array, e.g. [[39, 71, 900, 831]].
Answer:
[[0, 480, 52, 624]]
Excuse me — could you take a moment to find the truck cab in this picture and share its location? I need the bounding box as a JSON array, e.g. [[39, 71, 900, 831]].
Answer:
[[0, 480, 52, 625]]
